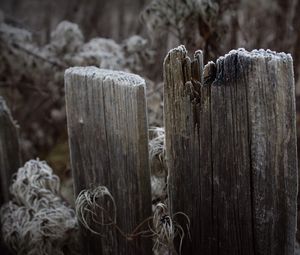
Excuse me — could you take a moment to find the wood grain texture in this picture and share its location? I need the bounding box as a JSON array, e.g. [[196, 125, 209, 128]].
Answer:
[[65, 67, 152, 255], [0, 97, 21, 206], [164, 46, 214, 254], [0, 97, 20, 255], [163, 47, 297, 255], [246, 50, 297, 255]]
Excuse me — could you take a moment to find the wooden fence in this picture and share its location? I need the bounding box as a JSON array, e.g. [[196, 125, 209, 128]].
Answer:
[[0, 47, 298, 255]]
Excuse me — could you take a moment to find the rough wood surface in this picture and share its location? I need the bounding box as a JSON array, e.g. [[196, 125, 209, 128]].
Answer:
[[163, 47, 297, 255], [0, 97, 21, 206], [246, 50, 297, 255], [65, 67, 152, 255], [0, 98, 20, 255]]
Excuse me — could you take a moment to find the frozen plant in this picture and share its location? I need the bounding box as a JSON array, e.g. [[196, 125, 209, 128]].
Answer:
[[149, 127, 167, 205], [0, 160, 79, 255], [0, 19, 156, 161], [141, 0, 219, 43], [47, 21, 84, 55]]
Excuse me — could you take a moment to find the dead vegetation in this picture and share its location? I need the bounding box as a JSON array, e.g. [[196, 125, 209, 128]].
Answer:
[[1, 0, 300, 253]]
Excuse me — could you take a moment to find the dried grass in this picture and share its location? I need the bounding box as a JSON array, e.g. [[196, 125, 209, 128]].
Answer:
[[0, 160, 79, 255], [76, 186, 190, 255]]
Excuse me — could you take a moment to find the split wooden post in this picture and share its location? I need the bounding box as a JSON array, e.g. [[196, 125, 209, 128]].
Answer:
[[65, 67, 152, 255], [0, 97, 21, 206], [164, 47, 297, 255]]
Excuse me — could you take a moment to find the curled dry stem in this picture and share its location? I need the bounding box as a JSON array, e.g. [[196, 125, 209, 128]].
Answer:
[[75, 187, 190, 255], [75, 186, 153, 240], [152, 202, 190, 255]]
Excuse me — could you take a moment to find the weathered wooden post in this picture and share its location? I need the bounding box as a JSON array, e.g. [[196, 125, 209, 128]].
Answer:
[[65, 67, 152, 255], [164, 47, 297, 255], [0, 97, 21, 255], [0, 97, 21, 205]]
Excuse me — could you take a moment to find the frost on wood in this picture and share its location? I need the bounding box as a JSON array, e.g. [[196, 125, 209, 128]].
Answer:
[[65, 67, 152, 255], [164, 45, 297, 254], [0, 160, 79, 255]]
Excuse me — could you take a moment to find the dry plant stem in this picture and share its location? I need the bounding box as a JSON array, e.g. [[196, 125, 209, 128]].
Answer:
[[152, 203, 190, 255], [75, 187, 190, 255], [9, 41, 67, 68], [76, 186, 153, 239]]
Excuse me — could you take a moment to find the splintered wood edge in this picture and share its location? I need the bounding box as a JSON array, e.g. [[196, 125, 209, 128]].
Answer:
[[165, 46, 293, 87], [64, 66, 146, 87], [166, 46, 292, 64]]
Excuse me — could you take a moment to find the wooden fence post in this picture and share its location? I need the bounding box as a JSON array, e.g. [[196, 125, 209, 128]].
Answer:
[[65, 67, 152, 255], [0, 97, 21, 255], [0, 97, 21, 205], [164, 47, 297, 255]]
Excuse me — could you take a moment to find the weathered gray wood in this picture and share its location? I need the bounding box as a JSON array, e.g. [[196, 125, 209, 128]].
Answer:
[[0, 98, 20, 255], [164, 47, 214, 254], [65, 67, 152, 255], [163, 47, 297, 255], [246, 50, 297, 255], [0, 97, 21, 206], [209, 52, 254, 255]]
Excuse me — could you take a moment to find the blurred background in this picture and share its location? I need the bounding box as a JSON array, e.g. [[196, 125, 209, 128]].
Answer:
[[0, 0, 300, 216]]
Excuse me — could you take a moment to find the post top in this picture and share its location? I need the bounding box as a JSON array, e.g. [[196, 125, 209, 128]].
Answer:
[[65, 66, 145, 87], [217, 48, 292, 63], [166, 45, 292, 63]]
